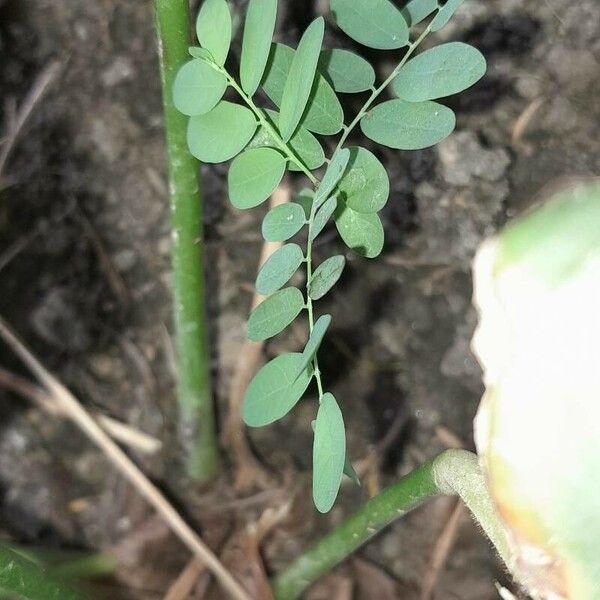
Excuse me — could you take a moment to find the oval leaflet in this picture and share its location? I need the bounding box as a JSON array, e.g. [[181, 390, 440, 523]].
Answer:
[[256, 244, 305, 296], [247, 287, 305, 341]]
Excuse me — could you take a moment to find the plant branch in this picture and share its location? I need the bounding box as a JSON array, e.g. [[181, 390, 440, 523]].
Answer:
[[270, 450, 511, 600], [155, 0, 219, 480], [222, 71, 319, 186], [334, 24, 433, 155]]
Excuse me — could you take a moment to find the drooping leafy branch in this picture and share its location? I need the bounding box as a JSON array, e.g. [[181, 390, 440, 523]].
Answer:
[[173, 0, 485, 512]]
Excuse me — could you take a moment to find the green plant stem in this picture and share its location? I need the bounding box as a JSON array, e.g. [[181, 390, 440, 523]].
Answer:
[[223, 71, 319, 187], [0, 545, 83, 600], [271, 450, 511, 600], [155, 0, 220, 480], [334, 24, 433, 154]]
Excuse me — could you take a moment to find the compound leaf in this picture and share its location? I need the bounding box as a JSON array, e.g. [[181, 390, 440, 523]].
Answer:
[[262, 202, 307, 242], [187, 101, 257, 163], [361, 99, 456, 150], [240, 0, 278, 96], [310, 196, 338, 241], [430, 0, 464, 31], [314, 148, 351, 209], [313, 393, 346, 513], [247, 110, 325, 172], [228, 147, 286, 209], [338, 147, 389, 213], [309, 255, 345, 300], [318, 49, 376, 93], [335, 202, 384, 258], [330, 0, 409, 50], [280, 17, 325, 141], [294, 314, 331, 378], [393, 42, 486, 102], [247, 287, 305, 341], [196, 0, 232, 66], [243, 352, 313, 427], [256, 244, 305, 296], [262, 43, 344, 135], [173, 59, 228, 116]]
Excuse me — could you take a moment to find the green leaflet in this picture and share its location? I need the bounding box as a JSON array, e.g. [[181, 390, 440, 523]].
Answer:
[[393, 42, 486, 102], [262, 202, 307, 242], [310, 196, 338, 241], [280, 17, 325, 141], [247, 110, 325, 172], [430, 0, 464, 31], [187, 101, 257, 163], [188, 46, 214, 61], [314, 148, 351, 210], [243, 353, 313, 427], [400, 0, 438, 26], [196, 0, 232, 66], [173, 59, 228, 116], [247, 287, 305, 341], [309, 255, 346, 300], [240, 0, 278, 96], [294, 315, 332, 379], [343, 455, 360, 485], [228, 147, 286, 209], [262, 43, 344, 135], [318, 49, 376, 94], [361, 99, 456, 150], [313, 393, 346, 513], [335, 202, 384, 258], [0, 545, 83, 600], [338, 147, 389, 213], [256, 244, 305, 296], [330, 0, 409, 50], [295, 188, 314, 220]]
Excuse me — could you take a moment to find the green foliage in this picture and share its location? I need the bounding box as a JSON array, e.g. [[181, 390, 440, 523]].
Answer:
[[248, 109, 325, 172], [294, 314, 331, 378], [431, 0, 465, 31], [228, 147, 286, 209], [262, 43, 344, 135], [240, 0, 278, 96], [256, 243, 305, 295], [243, 353, 313, 427], [400, 0, 438, 26], [262, 202, 307, 242], [330, 0, 409, 50], [172, 59, 227, 116], [361, 99, 456, 150], [247, 287, 305, 341], [319, 49, 375, 93], [335, 203, 385, 258], [174, 0, 487, 512], [187, 101, 257, 163], [196, 0, 232, 66], [313, 393, 346, 513], [280, 18, 325, 141], [338, 147, 389, 213], [393, 42, 486, 102], [310, 196, 338, 241], [309, 255, 346, 300]]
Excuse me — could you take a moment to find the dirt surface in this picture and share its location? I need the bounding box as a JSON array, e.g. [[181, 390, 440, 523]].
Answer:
[[0, 0, 599, 598]]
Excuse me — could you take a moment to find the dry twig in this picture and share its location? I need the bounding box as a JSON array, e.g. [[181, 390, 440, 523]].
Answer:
[[0, 62, 60, 180], [0, 316, 251, 600], [224, 182, 291, 493]]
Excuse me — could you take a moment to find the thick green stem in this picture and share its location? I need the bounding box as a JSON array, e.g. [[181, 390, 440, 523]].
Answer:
[[155, 0, 220, 480], [271, 450, 511, 600]]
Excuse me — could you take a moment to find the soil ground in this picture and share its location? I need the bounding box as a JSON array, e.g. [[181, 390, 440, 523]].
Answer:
[[0, 0, 599, 598]]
